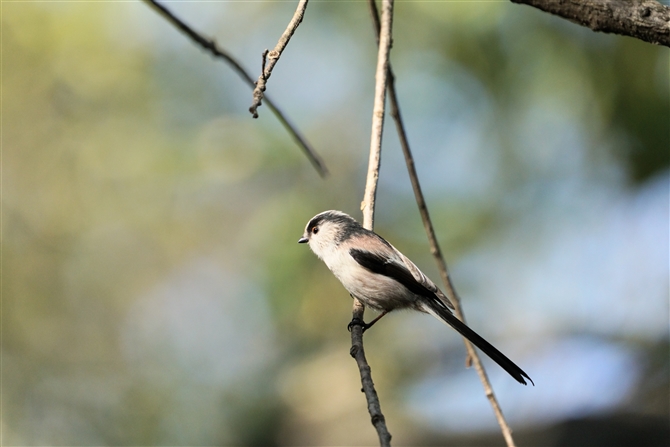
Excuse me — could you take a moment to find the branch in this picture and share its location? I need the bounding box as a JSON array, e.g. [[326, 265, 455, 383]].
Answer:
[[511, 0, 670, 47], [143, 0, 328, 177], [361, 0, 394, 229], [249, 0, 309, 118], [368, 2, 518, 446], [350, 300, 391, 446], [351, 1, 394, 446]]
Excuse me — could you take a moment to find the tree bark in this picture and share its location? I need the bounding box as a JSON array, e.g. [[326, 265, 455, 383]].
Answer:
[[511, 0, 670, 47]]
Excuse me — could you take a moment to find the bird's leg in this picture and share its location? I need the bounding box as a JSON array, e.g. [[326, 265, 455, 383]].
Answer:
[[347, 310, 389, 333], [362, 310, 388, 331]]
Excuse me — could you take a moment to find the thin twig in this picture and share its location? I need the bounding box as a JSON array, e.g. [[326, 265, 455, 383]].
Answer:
[[143, 0, 327, 177], [368, 1, 517, 446], [249, 0, 309, 118], [361, 0, 393, 229], [352, 1, 395, 446]]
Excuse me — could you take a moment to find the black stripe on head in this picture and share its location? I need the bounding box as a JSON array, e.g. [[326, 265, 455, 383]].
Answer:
[[308, 211, 366, 245]]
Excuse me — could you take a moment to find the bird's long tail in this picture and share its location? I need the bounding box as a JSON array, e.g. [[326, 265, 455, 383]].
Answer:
[[422, 302, 533, 386]]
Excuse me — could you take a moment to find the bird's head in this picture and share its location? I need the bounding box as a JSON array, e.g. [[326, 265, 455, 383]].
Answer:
[[298, 210, 363, 258]]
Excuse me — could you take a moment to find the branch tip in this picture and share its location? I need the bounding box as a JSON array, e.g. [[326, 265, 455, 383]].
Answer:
[[249, 0, 310, 117]]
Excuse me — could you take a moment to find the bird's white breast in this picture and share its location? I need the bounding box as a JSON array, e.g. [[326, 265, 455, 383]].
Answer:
[[319, 245, 417, 312]]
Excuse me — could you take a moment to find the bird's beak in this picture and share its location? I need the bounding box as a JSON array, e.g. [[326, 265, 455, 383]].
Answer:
[[298, 236, 308, 244]]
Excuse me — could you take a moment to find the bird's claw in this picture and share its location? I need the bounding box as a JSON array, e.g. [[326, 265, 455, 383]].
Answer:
[[347, 317, 370, 333]]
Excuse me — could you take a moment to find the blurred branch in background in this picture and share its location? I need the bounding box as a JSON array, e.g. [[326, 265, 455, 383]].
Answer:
[[249, 0, 309, 119], [511, 0, 670, 47], [143, 0, 328, 177], [367, 1, 519, 446], [351, 1, 395, 446]]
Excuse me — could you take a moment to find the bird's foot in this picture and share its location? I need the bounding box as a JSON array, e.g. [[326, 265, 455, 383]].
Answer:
[[347, 317, 371, 333]]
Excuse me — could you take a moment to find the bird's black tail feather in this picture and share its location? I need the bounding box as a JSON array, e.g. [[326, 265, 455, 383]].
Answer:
[[423, 302, 533, 386]]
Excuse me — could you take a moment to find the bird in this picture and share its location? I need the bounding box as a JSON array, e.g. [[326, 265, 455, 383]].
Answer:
[[298, 210, 533, 386]]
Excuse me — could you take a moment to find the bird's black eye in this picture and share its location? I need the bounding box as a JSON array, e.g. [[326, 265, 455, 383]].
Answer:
[[312, 226, 319, 234]]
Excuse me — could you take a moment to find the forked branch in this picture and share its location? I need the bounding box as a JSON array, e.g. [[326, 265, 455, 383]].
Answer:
[[143, 0, 327, 177]]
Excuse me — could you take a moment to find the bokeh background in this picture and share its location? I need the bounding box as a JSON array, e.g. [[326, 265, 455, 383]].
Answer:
[[3, 1, 668, 446]]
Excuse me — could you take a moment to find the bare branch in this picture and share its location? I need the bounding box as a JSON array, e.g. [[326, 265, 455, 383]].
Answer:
[[511, 0, 670, 47], [249, 0, 310, 118], [361, 0, 394, 230], [349, 300, 391, 447], [352, 1, 395, 446], [368, 1, 518, 446], [143, 0, 328, 177]]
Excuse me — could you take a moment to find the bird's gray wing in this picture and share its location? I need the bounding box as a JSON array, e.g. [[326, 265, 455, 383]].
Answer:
[[386, 242, 455, 309], [384, 240, 454, 309], [349, 248, 439, 300], [349, 245, 453, 310]]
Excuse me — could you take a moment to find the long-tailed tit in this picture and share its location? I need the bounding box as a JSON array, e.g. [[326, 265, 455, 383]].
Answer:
[[299, 210, 533, 385]]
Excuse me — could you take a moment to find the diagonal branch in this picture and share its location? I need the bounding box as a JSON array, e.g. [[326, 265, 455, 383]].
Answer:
[[352, 1, 395, 446], [143, 0, 327, 177], [368, 1, 518, 446], [511, 0, 670, 47], [249, 0, 310, 118]]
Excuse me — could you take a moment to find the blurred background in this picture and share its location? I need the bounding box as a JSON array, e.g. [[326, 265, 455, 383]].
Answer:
[[3, 1, 668, 446]]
